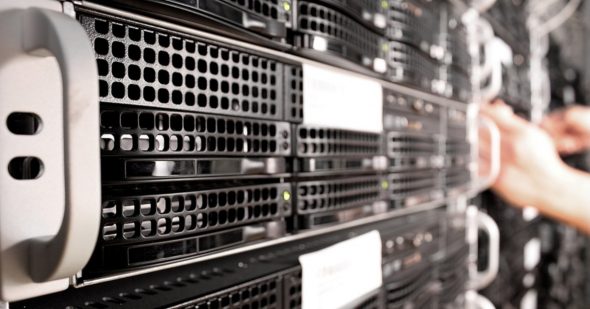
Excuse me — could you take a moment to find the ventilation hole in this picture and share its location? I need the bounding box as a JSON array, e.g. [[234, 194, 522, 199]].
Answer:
[[158, 89, 169, 103], [156, 113, 169, 130], [8, 157, 43, 180], [129, 44, 141, 61], [210, 80, 218, 92], [112, 41, 125, 58], [143, 67, 155, 82], [94, 38, 109, 55], [159, 35, 170, 47], [158, 51, 170, 66], [210, 96, 219, 108], [172, 73, 183, 87], [6, 112, 42, 135], [112, 23, 125, 38], [198, 77, 207, 90], [185, 93, 195, 106], [185, 57, 195, 70], [144, 86, 156, 101], [158, 70, 169, 84], [170, 114, 182, 131], [97, 59, 109, 76], [172, 54, 183, 68], [121, 112, 138, 129], [128, 27, 141, 41], [143, 48, 155, 63], [112, 82, 125, 98], [128, 65, 141, 81], [95, 19, 109, 34], [128, 84, 141, 100], [112, 62, 125, 78]]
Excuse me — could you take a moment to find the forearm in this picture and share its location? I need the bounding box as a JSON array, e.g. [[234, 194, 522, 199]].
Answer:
[[537, 165, 590, 234]]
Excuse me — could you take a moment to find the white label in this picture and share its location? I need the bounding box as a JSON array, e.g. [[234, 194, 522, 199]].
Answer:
[[303, 63, 383, 133], [299, 231, 383, 309]]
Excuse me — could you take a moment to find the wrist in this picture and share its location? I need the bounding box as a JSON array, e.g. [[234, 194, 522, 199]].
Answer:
[[534, 163, 588, 222], [533, 161, 572, 209]]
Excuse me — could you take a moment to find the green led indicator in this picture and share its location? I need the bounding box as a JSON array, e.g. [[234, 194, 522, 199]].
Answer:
[[282, 190, 291, 201], [381, 1, 389, 9], [381, 180, 389, 190], [283, 1, 291, 11]]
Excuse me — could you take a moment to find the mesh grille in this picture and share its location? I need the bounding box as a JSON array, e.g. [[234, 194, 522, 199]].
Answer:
[[445, 168, 471, 189], [100, 183, 290, 243], [296, 1, 382, 65], [297, 126, 382, 157], [315, 0, 385, 31], [184, 274, 281, 309], [283, 268, 303, 309], [386, 0, 440, 51], [296, 176, 385, 214], [387, 133, 441, 171], [445, 140, 470, 156], [223, 0, 292, 24], [447, 26, 471, 73], [446, 68, 472, 102], [383, 268, 433, 308], [79, 13, 294, 121], [388, 134, 438, 156], [284, 65, 304, 123], [389, 171, 441, 201], [439, 243, 469, 304], [445, 139, 471, 169], [99, 105, 292, 156], [386, 42, 438, 93]]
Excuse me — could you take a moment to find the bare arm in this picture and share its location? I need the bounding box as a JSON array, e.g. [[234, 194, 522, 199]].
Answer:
[[535, 164, 590, 234], [480, 101, 590, 234]]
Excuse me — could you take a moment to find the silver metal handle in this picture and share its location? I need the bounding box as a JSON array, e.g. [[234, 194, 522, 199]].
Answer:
[[477, 116, 501, 191], [466, 291, 496, 309], [468, 207, 500, 290], [21, 8, 100, 282], [479, 57, 503, 102]]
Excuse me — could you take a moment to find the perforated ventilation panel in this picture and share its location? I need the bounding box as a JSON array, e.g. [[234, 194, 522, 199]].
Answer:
[[100, 183, 290, 244], [446, 68, 472, 102], [386, 0, 440, 51], [383, 267, 435, 308], [282, 268, 302, 309], [386, 42, 438, 94], [439, 242, 469, 304], [177, 273, 282, 309], [79, 13, 299, 121], [445, 168, 471, 189], [388, 134, 438, 156], [446, 140, 470, 158], [224, 0, 293, 25], [387, 132, 441, 171], [296, 176, 385, 215], [313, 0, 385, 31], [99, 105, 292, 156], [284, 65, 304, 123], [389, 170, 442, 202], [446, 26, 471, 74], [295, 1, 383, 66], [296, 126, 382, 157]]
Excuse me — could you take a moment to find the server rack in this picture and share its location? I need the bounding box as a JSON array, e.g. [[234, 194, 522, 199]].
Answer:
[[7, 0, 574, 308]]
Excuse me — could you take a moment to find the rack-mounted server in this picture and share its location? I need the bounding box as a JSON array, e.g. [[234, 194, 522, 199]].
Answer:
[[0, 0, 481, 307]]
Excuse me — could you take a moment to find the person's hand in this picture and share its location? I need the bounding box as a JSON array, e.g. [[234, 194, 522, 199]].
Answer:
[[541, 105, 590, 155], [479, 101, 568, 208]]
